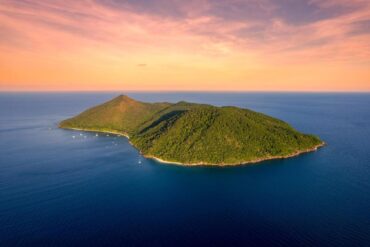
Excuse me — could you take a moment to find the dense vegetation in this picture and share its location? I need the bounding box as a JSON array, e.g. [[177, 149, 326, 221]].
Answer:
[[60, 95, 324, 165]]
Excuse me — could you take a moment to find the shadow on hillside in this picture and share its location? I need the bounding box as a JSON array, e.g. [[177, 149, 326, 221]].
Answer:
[[138, 110, 185, 134]]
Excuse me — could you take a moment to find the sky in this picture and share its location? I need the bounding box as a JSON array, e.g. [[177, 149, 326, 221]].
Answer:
[[0, 0, 369, 91]]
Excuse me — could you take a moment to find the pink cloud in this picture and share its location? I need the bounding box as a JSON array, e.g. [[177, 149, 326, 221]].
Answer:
[[0, 0, 369, 73]]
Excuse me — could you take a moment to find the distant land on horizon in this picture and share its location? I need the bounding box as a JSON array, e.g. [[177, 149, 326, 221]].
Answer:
[[59, 95, 324, 166]]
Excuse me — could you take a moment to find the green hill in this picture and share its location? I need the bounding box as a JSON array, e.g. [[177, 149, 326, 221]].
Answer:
[[59, 95, 324, 166], [59, 95, 170, 135]]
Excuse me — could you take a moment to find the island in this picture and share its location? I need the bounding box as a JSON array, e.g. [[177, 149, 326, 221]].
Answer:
[[59, 95, 324, 166]]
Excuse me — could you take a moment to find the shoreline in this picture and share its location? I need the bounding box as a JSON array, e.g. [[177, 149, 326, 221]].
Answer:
[[60, 126, 325, 167], [60, 127, 130, 139], [145, 142, 325, 167]]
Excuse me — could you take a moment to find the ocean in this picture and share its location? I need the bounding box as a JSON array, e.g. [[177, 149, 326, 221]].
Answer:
[[0, 92, 369, 246]]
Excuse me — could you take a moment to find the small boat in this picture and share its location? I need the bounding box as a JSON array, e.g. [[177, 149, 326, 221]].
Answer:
[[138, 160, 142, 164], [72, 135, 75, 139], [95, 134, 99, 137]]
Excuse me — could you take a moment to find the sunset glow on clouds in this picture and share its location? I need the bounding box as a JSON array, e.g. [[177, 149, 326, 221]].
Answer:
[[0, 0, 369, 91]]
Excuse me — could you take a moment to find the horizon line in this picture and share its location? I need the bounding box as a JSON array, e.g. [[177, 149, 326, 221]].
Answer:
[[1, 90, 369, 94]]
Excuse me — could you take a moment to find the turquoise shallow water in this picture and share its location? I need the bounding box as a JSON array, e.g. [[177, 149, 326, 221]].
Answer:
[[0, 92, 369, 246]]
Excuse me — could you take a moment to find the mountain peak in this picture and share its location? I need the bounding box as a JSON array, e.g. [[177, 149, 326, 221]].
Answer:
[[115, 94, 137, 103]]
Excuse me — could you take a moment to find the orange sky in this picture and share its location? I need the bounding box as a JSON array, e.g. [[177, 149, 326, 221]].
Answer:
[[0, 0, 369, 91]]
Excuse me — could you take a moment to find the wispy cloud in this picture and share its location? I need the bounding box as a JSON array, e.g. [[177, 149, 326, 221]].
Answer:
[[0, 0, 369, 91]]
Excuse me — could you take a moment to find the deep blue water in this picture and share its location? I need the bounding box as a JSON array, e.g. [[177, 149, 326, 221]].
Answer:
[[0, 92, 369, 247]]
